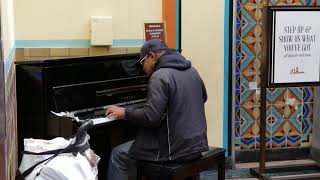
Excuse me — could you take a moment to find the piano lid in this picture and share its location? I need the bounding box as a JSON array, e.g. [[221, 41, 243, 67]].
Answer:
[[42, 53, 149, 112]]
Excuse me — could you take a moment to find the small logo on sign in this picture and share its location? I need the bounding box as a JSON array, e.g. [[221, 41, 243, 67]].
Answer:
[[290, 67, 304, 74]]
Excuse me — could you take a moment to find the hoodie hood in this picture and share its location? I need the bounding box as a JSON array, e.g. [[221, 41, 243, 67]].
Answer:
[[154, 49, 191, 71]]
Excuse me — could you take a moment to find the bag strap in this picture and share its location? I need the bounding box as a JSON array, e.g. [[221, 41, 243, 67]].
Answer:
[[20, 153, 57, 178], [18, 142, 90, 178], [23, 142, 89, 155], [22, 147, 66, 155]]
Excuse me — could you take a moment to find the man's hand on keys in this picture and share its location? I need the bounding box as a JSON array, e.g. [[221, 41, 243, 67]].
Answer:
[[105, 105, 125, 119]]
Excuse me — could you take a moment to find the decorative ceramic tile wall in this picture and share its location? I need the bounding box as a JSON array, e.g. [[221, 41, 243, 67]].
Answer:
[[233, 0, 318, 151]]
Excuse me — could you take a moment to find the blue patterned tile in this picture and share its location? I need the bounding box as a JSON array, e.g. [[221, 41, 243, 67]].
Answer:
[[270, 106, 284, 121], [235, 121, 241, 137], [235, 89, 241, 106], [270, 88, 303, 120], [302, 118, 312, 134], [270, 0, 280, 5], [236, 22, 241, 32], [241, 137, 255, 149], [270, 118, 285, 135], [240, 120, 258, 138], [289, 87, 303, 101], [235, 137, 241, 145], [236, 42, 241, 57], [303, 103, 313, 119], [240, 43, 255, 67], [242, 4, 263, 22], [240, 106, 255, 122], [303, 87, 314, 103], [235, 57, 241, 75], [305, 0, 316, 5], [266, 104, 272, 121], [267, 88, 285, 103], [302, 134, 309, 142], [288, 104, 303, 120], [240, 74, 250, 90], [288, 118, 302, 134], [241, 8, 256, 33], [269, 0, 302, 5], [256, 137, 271, 149], [235, 105, 241, 122], [287, 135, 301, 147], [242, 0, 248, 4], [232, 0, 315, 151], [236, 9, 242, 25], [271, 136, 286, 148]]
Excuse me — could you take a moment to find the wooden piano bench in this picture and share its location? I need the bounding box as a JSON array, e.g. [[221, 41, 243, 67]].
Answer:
[[136, 147, 226, 180]]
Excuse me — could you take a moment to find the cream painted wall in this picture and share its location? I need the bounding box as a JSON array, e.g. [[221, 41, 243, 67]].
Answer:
[[2, 0, 15, 58], [14, 0, 162, 40], [182, 1, 225, 147]]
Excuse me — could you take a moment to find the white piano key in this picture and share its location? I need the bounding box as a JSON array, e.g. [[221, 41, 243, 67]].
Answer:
[[92, 116, 116, 125]]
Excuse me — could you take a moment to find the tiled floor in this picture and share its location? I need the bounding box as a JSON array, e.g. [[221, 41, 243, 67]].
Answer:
[[200, 159, 320, 180], [200, 169, 256, 180]]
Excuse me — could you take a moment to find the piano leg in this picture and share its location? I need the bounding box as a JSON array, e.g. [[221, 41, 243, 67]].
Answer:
[[88, 121, 137, 180]]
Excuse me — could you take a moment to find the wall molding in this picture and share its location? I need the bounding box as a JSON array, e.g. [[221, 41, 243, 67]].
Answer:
[[223, 0, 231, 156], [15, 39, 144, 48], [176, 0, 180, 49]]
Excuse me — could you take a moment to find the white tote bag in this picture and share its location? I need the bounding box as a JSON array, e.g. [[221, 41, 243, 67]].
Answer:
[[18, 136, 100, 180]]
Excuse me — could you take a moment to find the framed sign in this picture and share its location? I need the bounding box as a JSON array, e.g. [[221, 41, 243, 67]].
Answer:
[[144, 22, 166, 42], [268, 7, 320, 87]]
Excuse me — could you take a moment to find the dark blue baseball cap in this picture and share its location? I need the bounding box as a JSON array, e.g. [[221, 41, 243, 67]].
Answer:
[[139, 39, 168, 63]]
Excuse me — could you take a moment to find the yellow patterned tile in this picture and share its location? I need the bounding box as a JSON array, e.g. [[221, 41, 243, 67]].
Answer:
[[50, 48, 69, 57], [24, 48, 30, 57], [126, 47, 141, 54], [107, 47, 126, 55], [29, 48, 50, 57], [89, 47, 109, 56], [69, 48, 89, 56]]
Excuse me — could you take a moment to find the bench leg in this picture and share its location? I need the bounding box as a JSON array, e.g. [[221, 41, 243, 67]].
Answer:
[[136, 167, 143, 180], [218, 156, 225, 180]]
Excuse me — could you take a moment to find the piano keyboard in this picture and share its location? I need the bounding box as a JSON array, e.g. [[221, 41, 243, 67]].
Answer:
[[92, 116, 116, 125], [74, 99, 145, 120]]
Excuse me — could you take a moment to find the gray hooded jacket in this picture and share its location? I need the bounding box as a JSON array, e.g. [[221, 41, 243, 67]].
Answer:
[[126, 49, 208, 162]]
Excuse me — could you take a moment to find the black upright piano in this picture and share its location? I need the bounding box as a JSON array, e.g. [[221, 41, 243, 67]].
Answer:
[[16, 54, 149, 179]]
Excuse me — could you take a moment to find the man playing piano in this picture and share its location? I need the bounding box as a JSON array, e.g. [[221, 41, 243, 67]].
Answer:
[[105, 39, 208, 180]]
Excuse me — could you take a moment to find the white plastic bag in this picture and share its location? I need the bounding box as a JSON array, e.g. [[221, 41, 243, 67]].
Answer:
[[19, 136, 100, 180]]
